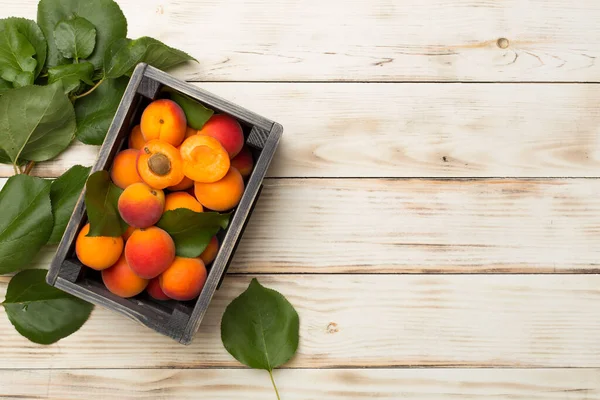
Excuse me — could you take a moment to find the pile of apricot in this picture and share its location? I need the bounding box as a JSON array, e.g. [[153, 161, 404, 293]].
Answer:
[[75, 98, 254, 301]]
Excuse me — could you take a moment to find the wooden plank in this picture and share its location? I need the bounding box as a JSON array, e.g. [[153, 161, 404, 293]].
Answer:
[[1, 369, 599, 399], [2, 83, 600, 179], [1, 274, 600, 369], [3, 0, 600, 82], [7, 178, 600, 274]]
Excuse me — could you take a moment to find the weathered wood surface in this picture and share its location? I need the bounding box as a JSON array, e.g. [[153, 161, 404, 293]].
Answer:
[[2, 0, 600, 82], [3, 178, 599, 274], [1, 274, 600, 369], [2, 83, 600, 178], [2, 369, 600, 399]]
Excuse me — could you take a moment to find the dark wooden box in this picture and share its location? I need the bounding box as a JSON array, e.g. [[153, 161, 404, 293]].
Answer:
[[46, 63, 283, 345]]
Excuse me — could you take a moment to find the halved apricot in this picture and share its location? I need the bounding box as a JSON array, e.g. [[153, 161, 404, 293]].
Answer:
[[137, 140, 185, 189], [180, 135, 230, 183]]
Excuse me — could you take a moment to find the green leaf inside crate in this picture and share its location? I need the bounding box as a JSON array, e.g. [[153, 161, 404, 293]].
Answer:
[[84, 170, 128, 237], [0, 175, 53, 274], [3, 269, 93, 345], [221, 278, 300, 370], [170, 91, 214, 130], [157, 209, 231, 258], [49, 165, 91, 244]]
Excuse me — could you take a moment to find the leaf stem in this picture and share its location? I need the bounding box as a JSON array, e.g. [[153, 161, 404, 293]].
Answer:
[[73, 78, 104, 100], [12, 163, 19, 175], [268, 370, 281, 400], [23, 161, 35, 175]]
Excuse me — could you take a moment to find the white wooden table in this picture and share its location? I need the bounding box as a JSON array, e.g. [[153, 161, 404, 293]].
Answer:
[[2, 0, 600, 398]]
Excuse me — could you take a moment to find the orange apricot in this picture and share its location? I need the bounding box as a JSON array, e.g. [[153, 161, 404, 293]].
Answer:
[[230, 146, 254, 179], [199, 236, 219, 265], [180, 135, 230, 183], [128, 125, 146, 150], [75, 223, 124, 271], [185, 126, 197, 139], [102, 254, 148, 298], [122, 226, 136, 241], [137, 140, 185, 189], [167, 175, 194, 191], [198, 114, 244, 158], [147, 277, 171, 300], [109, 149, 143, 190], [159, 257, 207, 301], [118, 182, 165, 228], [194, 167, 244, 211], [140, 99, 187, 147], [125, 227, 176, 279], [164, 192, 203, 213]]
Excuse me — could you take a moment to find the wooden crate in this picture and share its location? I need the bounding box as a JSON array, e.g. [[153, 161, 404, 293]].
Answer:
[[46, 63, 283, 345]]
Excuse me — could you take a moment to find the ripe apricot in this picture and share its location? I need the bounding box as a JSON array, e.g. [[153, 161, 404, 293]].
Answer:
[[125, 227, 176, 279], [198, 114, 244, 158], [164, 192, 203, 213], [167, 175, 194, 191], [194, 167, 244, 211], [137, 140, 185, 189], [110, 149, 143, 189], [128, 125, 146, 150], [140, 99, 187, 147], [159, 257, 207, 301], [180, 135, 230, 183], [122, 226, 136, 241], [118, 182, 165, 228], [147, 277, 170, 300], [185, 126, 197, 139], [75, 223, 124, 271], [199, 236, 219, 265], [230, 146, 254, 179], [102, 254, 148, 298]]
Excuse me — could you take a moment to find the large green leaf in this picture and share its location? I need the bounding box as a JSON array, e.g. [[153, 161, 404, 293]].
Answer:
[[104, 37, 195, 79], [0, 81, 75, 165], [49, 165, 91, 244], [54, 16, 96, 61], [0, 18, 47, 78], [157, 209, 230, 257], [74, 77, 127, 145], [3, 269, 93, 344], [170, 92, 214, 130], [84, 170, 127, 237], [0, 23, 36, 87], [0, 77, 11, 93], [0, 175, 53, 274], [37, 0, 127, 69], [48, 62, 94, 94], [221, 279, 300, 370]]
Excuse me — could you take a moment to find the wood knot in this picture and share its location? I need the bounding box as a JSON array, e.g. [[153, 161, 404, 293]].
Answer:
[[497, 38, 509, 49], [326, 322, 339, 334]]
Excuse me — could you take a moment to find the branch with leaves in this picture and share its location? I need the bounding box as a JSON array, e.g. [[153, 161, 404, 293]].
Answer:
[[0, 0, 194, 344]]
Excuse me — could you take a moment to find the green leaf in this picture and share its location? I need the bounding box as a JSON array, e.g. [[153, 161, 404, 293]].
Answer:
[[48, 62, 94, 94], [170, 91, 214, 130], [0, 18, 47, 78], [75, 77, 127, 145], [221, 278, 300, 370], [0, 175, 53, 274], [54, 16, 96, 61], [84, 170, 127, 237], [0, 77, 11, 93], [104, 37, 195, 79], [37, 0, 127, 69], [0, 23, 36, 87], [3, 269, 93, 344], [0, 81, 75, 165], [49, 165, 91, 244], [156, 209, 230, 257]]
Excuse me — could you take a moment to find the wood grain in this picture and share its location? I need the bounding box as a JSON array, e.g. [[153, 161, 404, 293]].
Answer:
[[8, 178, 600, 274], [1, 274, 600, 369], [1, 368, 599, 399], [2, 83, 600, 179], [3, 0, 600, 82]]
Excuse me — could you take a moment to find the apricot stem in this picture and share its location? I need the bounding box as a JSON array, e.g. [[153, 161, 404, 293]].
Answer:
[[148, 153, 171, 176]]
